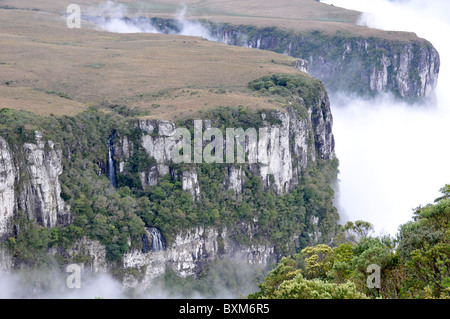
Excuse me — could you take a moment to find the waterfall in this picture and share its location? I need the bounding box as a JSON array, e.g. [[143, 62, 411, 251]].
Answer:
[[107, 133, 117, 188], [148, 227, 165, 251]]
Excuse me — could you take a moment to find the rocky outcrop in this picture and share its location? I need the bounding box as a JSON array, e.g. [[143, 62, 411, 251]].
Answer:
[[0, 137, 15, 239], [107, 93, 335, 285], [0, 246, 12, 272], [122, 224, 275, 289], [206, 24, 440, 100], [64, 237, 108, 273], [118, 97, 334, 197], [84, 15, 439, 99], [0, 132, 70, 239], [19, 132, 70, 228]]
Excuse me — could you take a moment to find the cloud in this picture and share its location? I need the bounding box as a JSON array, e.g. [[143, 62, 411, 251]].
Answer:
[[0, 267, 125, 299], [321, 0, 450, 236], [87, 1, 215, 39]]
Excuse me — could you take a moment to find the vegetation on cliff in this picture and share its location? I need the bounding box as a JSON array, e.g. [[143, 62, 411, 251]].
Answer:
[[249, 185, 450, 299], [1, 80, 339, 265]]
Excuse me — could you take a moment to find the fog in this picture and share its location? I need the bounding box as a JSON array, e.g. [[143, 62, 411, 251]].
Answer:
[[87, 0, 216, 40], [89, 0, 450, 236], [0, 257, 265, 299], [3, 0, 448, 299], [321, 0, 450, 236], [0, 267, 125, 299]]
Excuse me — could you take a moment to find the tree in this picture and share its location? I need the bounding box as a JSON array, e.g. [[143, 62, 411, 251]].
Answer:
[[270, 273, 367, 299], [248, 257, 300, 299], [341, 220, 374, 244], [397, 195, 450, 298], [301, 244, 334, 280], [434, 184, 450, 202]]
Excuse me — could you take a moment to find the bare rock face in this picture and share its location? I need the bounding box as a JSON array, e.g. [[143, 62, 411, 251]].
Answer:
[[65, 237, 108, 273], [0, 137, 15, 239], [130, 100, 334, 197], [293, 58, 309, 73], [181, 168, 201, 201], [207, 23, 440, 100], [20, 132, 70, 228], [122, 224, 275, 289], [0, 246, 12, 272], [0, 132, 70, 241], [113, 96, 335, 288]]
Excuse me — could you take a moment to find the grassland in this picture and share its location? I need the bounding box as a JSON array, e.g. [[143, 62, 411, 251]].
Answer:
[[0, 6, 308, 119], [0, 0, 423, 40], [0, 0, 425, 118]]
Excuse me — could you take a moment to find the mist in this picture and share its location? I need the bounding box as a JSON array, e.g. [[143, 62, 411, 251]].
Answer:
[[87, 1, 216, 40], [0, 257, 266, 299], [0, 267, 125, 299], [321, 0, 450, 236]]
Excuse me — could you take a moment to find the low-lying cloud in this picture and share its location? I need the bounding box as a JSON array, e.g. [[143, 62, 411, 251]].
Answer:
[[0, 267, 125, 299], [0, 256, 265, 299], [321, 0, 450, 236], [86, 1, 216, 40]]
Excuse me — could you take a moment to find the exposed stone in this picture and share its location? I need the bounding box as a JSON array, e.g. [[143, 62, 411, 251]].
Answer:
[[181, 168, 201, 201], [0, 137, 15, 239], [19, 132, 70, 228], [122, 224, 276, 288], [207, 24, 440, 99], [0, 132, 70, 243], [65, 237, 108, 273]]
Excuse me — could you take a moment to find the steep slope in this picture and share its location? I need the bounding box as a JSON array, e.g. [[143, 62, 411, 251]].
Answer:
[[0, 6, 338, 293]]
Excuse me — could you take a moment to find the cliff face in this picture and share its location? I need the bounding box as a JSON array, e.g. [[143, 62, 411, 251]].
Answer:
[[105, 93, 335, 284], [0, 79, 337, 288], [83, 16, 440, 100], [116, 102, 334, 197], [206, 24, 440, 100], [0, 132, 70, 240], [122, 224, 275, 289], [0, 137, 15, 239]]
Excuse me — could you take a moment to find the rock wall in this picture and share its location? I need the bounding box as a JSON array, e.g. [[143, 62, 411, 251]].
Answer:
[[122, 223, 275, 289], [107, 96, 335, 285], [0, 137, 15, 239], [84, 16, 440, 100], [118, 101, 334, 197], [206, 24, 440, 100], [0, 132, 70, 240]]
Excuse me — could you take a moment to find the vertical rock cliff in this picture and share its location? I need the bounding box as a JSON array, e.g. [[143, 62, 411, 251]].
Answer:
[[205, 23, 440, 100], [0, 132, 70, 240], [0, 77, 338, 290], [128, 98, 334, 197], [106, 81, 338, 285]]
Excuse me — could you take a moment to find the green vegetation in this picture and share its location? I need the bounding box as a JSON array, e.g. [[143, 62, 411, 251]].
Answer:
[[1, 100, 338, 267], [207, 22, 434, 99], [248, 73, 325, 107], [249, 185, 450, 299], [44, 90, 72, 100]]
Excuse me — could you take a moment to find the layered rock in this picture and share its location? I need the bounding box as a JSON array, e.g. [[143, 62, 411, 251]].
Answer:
[[118, 98, 334, 197], [122, 224, 275, 289], [206, 24, 440, 100], [0, 132, 70, 239], [107, 95, 335, 285], [0, 137, 15, 239]]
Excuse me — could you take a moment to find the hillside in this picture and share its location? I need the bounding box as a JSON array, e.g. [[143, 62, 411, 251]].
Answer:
[[1, 0, 423, 40], [0, 0, 443, 298], [0, 6, 309, 118], [1, 1, 439, 102]]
